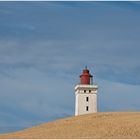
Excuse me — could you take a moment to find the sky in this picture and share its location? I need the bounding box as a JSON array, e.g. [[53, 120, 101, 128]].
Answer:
[[0, 1, 140, 133]]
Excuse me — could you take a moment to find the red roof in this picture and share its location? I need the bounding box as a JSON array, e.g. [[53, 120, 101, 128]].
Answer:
[[80, 67, 93, 85]]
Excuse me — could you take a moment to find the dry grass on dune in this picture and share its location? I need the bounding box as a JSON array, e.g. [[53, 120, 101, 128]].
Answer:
[[0, 112, 140, 139]]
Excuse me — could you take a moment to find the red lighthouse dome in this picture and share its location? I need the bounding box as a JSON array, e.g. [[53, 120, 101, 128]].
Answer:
[[80, 67, 93, 85]]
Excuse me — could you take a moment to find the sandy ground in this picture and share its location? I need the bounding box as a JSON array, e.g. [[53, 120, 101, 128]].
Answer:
[[0, 112, 140, 139]]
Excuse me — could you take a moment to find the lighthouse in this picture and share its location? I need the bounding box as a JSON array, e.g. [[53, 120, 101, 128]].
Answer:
[[74, 67, 98, 116]]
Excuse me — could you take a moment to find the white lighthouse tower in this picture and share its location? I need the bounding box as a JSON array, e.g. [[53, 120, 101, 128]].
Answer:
[[74, 67, 98, 116]]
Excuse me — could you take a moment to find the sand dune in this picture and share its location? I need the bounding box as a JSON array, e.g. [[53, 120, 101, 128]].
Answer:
[[0, 112, 140, 139]]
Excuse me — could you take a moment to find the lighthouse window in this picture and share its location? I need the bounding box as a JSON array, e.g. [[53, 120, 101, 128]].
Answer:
[[84, 90, 86, 93], [89, 90, 91, 93], [86, 97, 89, 102], [86, 106, 89, 111]]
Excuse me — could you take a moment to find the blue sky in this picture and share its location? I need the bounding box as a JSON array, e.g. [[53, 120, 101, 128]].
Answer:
[[0, 1, 140, 133]]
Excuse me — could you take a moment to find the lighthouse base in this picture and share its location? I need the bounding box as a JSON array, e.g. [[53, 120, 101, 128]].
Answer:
[[75, 93, 97, 116], [75, 84, 98, 116]]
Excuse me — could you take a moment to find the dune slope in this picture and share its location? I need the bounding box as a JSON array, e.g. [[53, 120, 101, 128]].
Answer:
[[0, 112, 140, 139]]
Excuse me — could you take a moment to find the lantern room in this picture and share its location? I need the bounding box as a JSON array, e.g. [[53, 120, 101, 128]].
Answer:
[[80, 67, 93, 85]]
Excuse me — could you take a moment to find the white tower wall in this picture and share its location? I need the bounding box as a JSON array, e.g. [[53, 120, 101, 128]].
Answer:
[[75, 85, 98, 116]]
